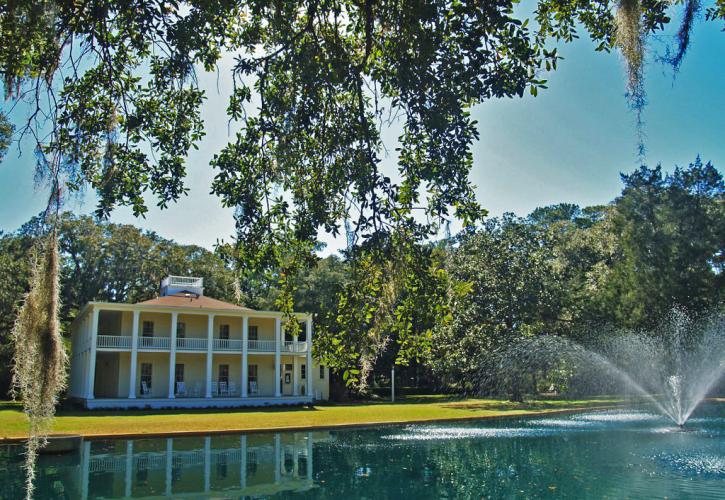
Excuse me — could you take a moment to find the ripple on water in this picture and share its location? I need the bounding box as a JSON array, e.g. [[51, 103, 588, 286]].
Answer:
[[653, 452, 725, 477], [528, 418, 592, 428], [573, 411, 662, 423], [381, 426, 559, 441]]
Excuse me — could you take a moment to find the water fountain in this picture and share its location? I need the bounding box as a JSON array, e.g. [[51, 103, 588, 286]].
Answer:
[[481, 308, 725, 427]]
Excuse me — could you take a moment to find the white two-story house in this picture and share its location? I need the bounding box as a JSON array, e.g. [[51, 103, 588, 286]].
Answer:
[[68, 276, 329, 409]]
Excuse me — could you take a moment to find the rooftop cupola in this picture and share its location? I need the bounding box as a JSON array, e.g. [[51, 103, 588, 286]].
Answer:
[[160, 275, 204, 297]]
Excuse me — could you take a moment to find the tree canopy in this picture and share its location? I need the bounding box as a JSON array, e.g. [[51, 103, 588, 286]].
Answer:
[[1, 1, 723, 391], [2, 1, 719, 277]]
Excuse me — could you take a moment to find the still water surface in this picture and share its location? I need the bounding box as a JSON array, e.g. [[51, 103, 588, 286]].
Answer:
[[1, 404, 723, 499]]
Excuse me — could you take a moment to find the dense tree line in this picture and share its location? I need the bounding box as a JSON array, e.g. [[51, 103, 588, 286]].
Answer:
[[431, 157, 725, 394], [1, 158, 722, 399], [0, 214, 241, 395]]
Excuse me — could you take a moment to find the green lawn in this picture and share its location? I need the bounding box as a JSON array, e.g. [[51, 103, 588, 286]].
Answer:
[[0, 396, 622, 440]]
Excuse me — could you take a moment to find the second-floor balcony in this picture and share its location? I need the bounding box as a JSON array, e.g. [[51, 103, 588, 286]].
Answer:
[[96, 335, 308, 353], [177, 337, 208, 351]]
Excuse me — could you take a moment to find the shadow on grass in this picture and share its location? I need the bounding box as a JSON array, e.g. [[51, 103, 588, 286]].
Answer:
[[442, 398, 621, 412], [0, 401, 323, 419], [0, 402, 22, 412], [55, 403, 323, 419]]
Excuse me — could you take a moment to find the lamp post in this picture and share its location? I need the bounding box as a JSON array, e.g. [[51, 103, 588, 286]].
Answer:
[[391, 365, 395, 403]]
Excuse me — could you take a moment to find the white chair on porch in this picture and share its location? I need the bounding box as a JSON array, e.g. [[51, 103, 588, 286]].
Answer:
[[219, 381, 229, 397], [140, 381, 152, 398], [228, 381, 237, 397], [249, 381, 258, 396], [176, 381, 187, 397], [192, 382, 202, 398]]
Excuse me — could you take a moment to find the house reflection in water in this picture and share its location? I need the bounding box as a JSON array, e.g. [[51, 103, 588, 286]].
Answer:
[[72, 431, 324, 498]]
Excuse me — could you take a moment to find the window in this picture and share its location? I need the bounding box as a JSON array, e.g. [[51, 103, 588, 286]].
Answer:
[[176, 322, 186, 338], [142, 321, 154, 337], [301, 364, 306, 379], [174, 364, 184, 395], [218, 364, 229, 385], [136, 459, 149, 484], [284, 363, 293, 371], [247, 450, 258, 477], [248, 325, 258, 341], [248, 365, 258, 393], [140, 363, 152, 392], [319, 365, 325, 379], [284, 450, 295, 474], [300, 320, 311, 342], [216, 451, 228, 478], [219, 324, 230, 340], [298, 321, 307, 342]]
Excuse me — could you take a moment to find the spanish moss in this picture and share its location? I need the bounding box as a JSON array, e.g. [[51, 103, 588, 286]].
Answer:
[[615, 0, 647, 156], [664, 0, 701, 73], [11, 231, 68, 499]]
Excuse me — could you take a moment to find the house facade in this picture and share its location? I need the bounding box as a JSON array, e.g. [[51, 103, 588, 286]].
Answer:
[[69, 276, 329, 409]]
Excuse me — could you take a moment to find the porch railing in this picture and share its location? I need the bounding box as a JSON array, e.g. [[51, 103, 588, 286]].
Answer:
[[283, 341, 308, 353], [138, 336, 170, 350], [176, 337, 208, 351], [247, 339, 276, 352], [213, 339, 243, 351], [95, 335, 307, 354], [97, 335, 132, 349]]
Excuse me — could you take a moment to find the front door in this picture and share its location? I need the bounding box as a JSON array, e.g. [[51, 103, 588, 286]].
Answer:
[[281, 363, 294, 396], [218, 364, 229, 395]]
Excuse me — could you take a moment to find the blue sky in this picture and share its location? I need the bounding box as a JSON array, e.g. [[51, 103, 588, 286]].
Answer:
[[1, 12, 724, 254]]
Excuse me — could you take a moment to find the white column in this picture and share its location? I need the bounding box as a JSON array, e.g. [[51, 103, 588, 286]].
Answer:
[[86, 308, 100, 399], [124, 440, 133, 498], [128, 310, 140, 398], [168, 312, 178, 399], [306, 432, 313, 481], [274, 318, 282, 397], [165, 438, 173, 496], [205, 314, 215, 398], [274, 433, 281, 484], [306, 317, 313, 399], [81, 440, 90, 500], [240, 435, 247, 490], [81, 352, 87, 400], [293, 355, 299, 396], [204, 436, 211, 493], [241, 316, 248, 398]]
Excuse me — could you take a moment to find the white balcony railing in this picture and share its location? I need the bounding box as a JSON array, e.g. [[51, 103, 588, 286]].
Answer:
[[213, 339, 243, 351], [138, 336, 170, 350], [176, 337, 207, 351], [247, 339, 276, 352], [283, 341, 308, 353], [95, 335, 306, 354], [97, 335, 132, 349]]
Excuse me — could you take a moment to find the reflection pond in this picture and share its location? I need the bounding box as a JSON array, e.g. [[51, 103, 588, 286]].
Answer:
[[1, 403, 724, 499]]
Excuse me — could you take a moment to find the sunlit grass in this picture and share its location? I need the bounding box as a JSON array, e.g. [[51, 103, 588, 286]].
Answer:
[[0, 396, 624, 440]]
